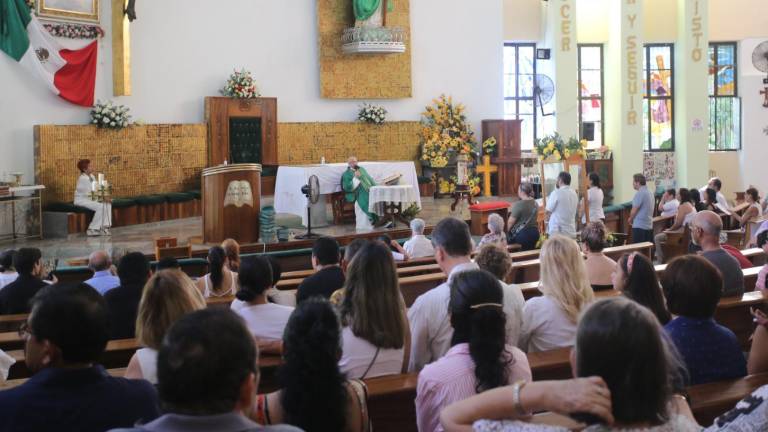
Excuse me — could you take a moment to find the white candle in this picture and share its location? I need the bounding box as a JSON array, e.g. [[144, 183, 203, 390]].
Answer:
[[97, 173, 104, 186], [91, 181, 96, 192]]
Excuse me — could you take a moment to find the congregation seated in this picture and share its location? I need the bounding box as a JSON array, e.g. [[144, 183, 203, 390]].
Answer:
[[440, 297, 700, 431], [0, 248, 48, 315], [0, 283, 160, 431], [113, 308, 300, 432], [84, 250, 120, 295], [155, 256, 180, 271], [408, 217, 478, 371], [507, 182, 540, 251], [700, 177, 730, 211], [732, 187, 763, 228], [691, 188, 706, 212], [222, 237, 242, 272], [658, 188, 680, 217], [662, 255, 747, 385], [654, 188, 696, 263], [613, 252, 671, 325], [196, 246, 239, 298], [403, 218, 434, 258], [581, 221, 617, 290], [702, 188, 720, 213], [477, 213, 507, 249], [253, 298, 370, 432], [416, 269, 531, 432], [693, 211, 744, 297], [0, 249, 18, 290], [231, 257, 294, 348], [721, 243, 753, 268], [296, 237, 345, 304], [474, 244, 525, 346], [105, 252, 151, 340], [519, 235, 594, 352], [379, 234, 410, 261], [124, 269, 206, 384], [339, 241, 408, 378]]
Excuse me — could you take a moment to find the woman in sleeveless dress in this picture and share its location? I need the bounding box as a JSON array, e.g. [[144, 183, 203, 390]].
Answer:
[[195, 246, 238, 298], [732, 187, 762, 228], [124, 270, 206, 384]]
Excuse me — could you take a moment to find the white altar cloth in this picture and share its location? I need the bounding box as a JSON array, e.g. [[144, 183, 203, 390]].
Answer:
[[368, 185, 418, 216], [274, 161, 421, 226]]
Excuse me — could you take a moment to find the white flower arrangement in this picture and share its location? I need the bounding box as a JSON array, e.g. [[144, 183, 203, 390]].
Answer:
[[358, 103, 387, 125], [221, 69, 261, 99], [90, 100, 131, 130]]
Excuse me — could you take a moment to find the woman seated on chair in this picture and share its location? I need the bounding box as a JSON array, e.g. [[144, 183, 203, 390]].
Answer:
[[251, 298, 370, 432], [195, 246, 238, 298], [581, 221, 616, 291], [654, 188, 696, 264], [506, 182, 540, 251]]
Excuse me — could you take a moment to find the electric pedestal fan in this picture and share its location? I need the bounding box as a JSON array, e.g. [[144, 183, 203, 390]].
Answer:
[[534, 74, 556, 116], [296, 174, 321, 240], [752, 41, 768, 107]]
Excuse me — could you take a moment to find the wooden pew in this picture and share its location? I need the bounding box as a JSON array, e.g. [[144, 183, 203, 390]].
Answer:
[[688, 372, 768, 425], [1, 368, 127, 390]]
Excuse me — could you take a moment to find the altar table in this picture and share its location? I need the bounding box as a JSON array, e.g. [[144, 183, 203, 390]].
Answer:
[[274, 162, 421, 227], [0, 185, 45, 241]]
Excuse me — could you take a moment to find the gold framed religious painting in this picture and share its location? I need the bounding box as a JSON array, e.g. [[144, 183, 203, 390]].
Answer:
[[37, 0, 100, 23]]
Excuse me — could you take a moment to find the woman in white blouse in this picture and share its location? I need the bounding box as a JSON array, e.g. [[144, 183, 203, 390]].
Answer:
[[339, 241, 409, 379], [74, 159, 112, 236], [581, 172, 605, 224], [125, 269, 206, 384], [518, 235, 595, 352]]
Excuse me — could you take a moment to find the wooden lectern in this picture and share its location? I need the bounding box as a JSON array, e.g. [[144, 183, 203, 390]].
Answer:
[[202, 164, 262, 244], [482, 119, 523, 197]]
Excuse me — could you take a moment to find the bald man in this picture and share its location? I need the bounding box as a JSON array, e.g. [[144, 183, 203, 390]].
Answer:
[[691, 211, 744, 297], [341, 156, 378, 230], [83, 250, 120, 295]]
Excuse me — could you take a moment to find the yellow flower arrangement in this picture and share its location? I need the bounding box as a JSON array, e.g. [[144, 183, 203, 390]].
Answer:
[[420, 94, 479, 168], [535, 133, 587, 161]]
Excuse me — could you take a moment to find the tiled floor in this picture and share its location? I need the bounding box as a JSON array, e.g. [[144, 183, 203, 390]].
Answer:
[[0, 196, 516, 262]]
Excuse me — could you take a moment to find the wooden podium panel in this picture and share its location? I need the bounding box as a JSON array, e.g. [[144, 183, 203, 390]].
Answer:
[[482, 119, 523, 197], [205, 97, 278, 167], [202, 164, 262, 244]]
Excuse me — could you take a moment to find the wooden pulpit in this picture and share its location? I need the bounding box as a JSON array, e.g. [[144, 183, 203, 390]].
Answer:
[[482, 119, 523, 197], [202, 164, 262, 244]]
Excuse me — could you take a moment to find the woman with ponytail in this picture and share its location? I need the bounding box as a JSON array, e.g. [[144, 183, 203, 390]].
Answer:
[[251, 298, 370, 432], [195, 246, 239, 298], [231, 256, 294, 343], [415, 269, 530, 432]]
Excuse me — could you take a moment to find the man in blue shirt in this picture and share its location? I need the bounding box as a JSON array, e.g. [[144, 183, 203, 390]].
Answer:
[[628, 173, 654, 244], [661, 255, 747, 385], [84, 250, 120, 295], [0, 283, 160, 432]]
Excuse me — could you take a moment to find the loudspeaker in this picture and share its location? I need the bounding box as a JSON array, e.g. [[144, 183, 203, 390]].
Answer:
[[536, 49, 551, 60], [582, 122, 595, 142]]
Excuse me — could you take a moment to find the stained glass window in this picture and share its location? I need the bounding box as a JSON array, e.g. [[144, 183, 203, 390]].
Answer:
[[578, 44, 604, 149], [504, 43, 543, 150], [643, 44, 674, 151], [709, 42, 741, 151]]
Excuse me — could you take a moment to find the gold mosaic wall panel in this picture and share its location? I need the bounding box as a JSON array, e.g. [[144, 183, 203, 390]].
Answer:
[[34, 124, 207, 205], [277, 121, 421, 166], [318, 0, 412, 99]]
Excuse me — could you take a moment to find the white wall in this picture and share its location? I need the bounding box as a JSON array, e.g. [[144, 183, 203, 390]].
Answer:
[[0, 0, 504, 182]]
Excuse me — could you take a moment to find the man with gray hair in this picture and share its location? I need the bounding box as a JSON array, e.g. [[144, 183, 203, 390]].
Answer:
[[84, 250, 120, 295], [403, 218, 434, 258], [691, 211, 744, 297]]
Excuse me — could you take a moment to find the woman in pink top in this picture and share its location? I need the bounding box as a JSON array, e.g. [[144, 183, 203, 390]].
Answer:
[[415, 269, 532, 432]]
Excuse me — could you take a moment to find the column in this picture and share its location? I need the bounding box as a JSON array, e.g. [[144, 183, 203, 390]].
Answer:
[[545, 0, 579, 139], [604, 0, 644, 203], [675, 0, 709, 188]]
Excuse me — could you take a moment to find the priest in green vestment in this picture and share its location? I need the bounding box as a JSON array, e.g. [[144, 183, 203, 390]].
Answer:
[[342, 156, 378, 230]]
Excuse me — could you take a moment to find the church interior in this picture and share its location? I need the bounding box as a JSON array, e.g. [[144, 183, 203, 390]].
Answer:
[[1, 0, 768, 430]]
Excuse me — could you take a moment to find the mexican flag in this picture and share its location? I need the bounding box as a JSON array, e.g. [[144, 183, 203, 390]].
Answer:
[[0, 0, 98, 107]]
